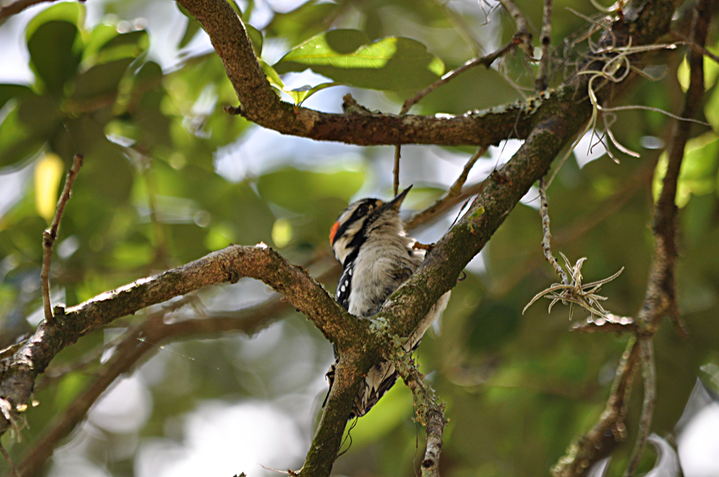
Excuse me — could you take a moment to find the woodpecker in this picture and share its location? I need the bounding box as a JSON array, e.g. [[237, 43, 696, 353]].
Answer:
[[325, 186, 450, 419]]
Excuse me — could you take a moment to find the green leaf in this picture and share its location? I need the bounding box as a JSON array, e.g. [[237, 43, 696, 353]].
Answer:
[[246, 24, 263, 57], [264, 59, 338, 105], [257, 166, 365, 213], [263, 1, 339, 47], [17, 94, 62, 136], [274, 29, 444, 92], [653, 132, 719, 207], [27, 20, 83, 95], [263, 60, 331, 105], [8, 95, 64, 167], [25, 2, 84, 40], [705, 82, 719, 130], [0, 106, 44, 169], [178, 15, 202, 49], [72, 57, 135, 100], [677, 51, 719, 92], [261, 61, 285, 90], [97, 30, 149, 63], [83, 23, 120, 62], [342, 382, 412, 448], [285, 82, 337, 105], [0, 84, 33, 111]]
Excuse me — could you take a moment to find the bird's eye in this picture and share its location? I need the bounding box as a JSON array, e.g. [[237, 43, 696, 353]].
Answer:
[[357, 204, 370, 215]]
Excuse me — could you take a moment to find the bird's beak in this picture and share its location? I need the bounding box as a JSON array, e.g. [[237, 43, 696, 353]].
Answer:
[[386, 185, 413, 211]]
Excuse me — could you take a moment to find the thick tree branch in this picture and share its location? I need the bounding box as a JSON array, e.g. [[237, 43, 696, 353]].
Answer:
[[176, 0, 557, 147], [0, 245, 358, 436], [6, 169, 487, 472]]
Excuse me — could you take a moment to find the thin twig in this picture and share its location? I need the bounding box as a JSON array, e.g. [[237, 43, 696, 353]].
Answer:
[[0, 442, 20, 477], [498, 0, 533, 56], [393, 146, 401, 196], [41, 154, 83, 324], [538, 177, 568, 285], [623, 337, 656, 477], [448, 147, 486, 198], [536, 0, 553, 91], [396, 362, 446, 477], [400, 40, 517, 115], [406, 179, 488, 230], [669, 33, 719, 65], [499, 0, 529, 32]]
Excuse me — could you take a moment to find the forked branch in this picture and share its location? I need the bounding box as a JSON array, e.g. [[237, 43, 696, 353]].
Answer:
[[41, 154, 83, 324]]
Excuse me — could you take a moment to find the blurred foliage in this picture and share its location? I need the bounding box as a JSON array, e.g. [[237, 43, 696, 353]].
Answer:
[[1, 1, 719, 477]]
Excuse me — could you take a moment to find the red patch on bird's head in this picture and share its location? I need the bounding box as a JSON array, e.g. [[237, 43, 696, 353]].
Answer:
[[329, 221, 340, 245]]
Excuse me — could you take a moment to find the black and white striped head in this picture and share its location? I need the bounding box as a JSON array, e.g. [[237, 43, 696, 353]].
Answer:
[[329, 186, 412, 267]]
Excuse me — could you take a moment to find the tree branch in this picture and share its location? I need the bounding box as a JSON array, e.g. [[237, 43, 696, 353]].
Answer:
[[17, 297, 290, 477], [554, 1, 707, 474], [623, 337, 656, 477], [538, 176, 569, 285], [536, 0, 553, 91], [41, 154, 83, 324], [552, 337, 642, 477], [0, 441, 19, 477], [498, 0, 533, 56], [0, 245, 357, 436], [303, 0, 682, 463], [640, 0, 709, 337], [621, 1, 712, 472], [397, 362, 446, 477], [176, 0, 554, 147], [0, 0, 57, 21], [399, 39, 518, 115]]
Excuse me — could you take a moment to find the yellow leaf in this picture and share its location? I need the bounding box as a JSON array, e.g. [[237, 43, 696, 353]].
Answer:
[[271, 219, 293, 248], [35, 153, 65, 222]]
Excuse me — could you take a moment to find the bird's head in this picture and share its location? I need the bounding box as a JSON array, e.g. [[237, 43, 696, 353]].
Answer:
[[329, 186, 412, 266]]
